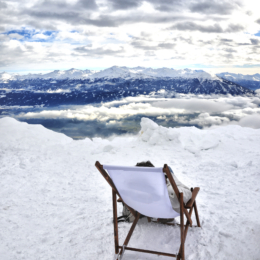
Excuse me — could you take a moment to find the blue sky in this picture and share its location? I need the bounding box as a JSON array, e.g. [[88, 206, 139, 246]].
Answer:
[[0, 0, 260, 75], [4, 29, 57, 42]]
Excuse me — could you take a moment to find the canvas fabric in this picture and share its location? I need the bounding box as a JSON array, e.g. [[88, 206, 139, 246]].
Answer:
[[103, 165, 180, 219]]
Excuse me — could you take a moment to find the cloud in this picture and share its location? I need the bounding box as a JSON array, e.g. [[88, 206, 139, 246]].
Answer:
[[145, 0, 187, 12], [157, 43, 176, 49], [238, 114, 260, 128], [220, 38, 233, 43], [16, 95, 260, 130], [256, 18, 260, 24], [33, 0, 74, 11], [0, 0, 259, 72], [225, 24, 244, 33], [189, 1, 239, 15], [77, 0, 98, 9], [107, 0, 188, 12], [151, 99, 234, 113], [8, 33, 24, 40], [250, 39, 260, 45], [74, 46, 125, 56], [223, 48, 237, 53], [169, 22, 224, 33], [222, 53, 235, 60], [131, 40, 175, 50], [0, 1, 7, 9], [168, 22, 244, 33], [188, 112, 230, 127], [107, 0, 141, 10]]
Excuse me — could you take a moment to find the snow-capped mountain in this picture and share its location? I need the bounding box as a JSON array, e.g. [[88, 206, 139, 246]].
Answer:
[[217, 72, 260, 90], [0, 68, 95, 81], [88, 66, 218, 80], [1, 66, 219, 81], [0, 67, 255, 108], [35, 68, 94, 80]]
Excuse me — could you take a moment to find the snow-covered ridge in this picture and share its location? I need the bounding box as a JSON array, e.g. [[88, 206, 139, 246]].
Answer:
[[1, 66, 218, 81], [0, 69, 95, 82], [217, 72, 260, 81]]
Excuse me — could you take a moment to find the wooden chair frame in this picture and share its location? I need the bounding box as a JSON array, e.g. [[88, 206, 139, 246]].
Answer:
[[95, 161, 201, 260]]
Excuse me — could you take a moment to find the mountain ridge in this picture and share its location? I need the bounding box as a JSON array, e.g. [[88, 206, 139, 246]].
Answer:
[[217, 72, 260, 90], [0, 66, 219, 81]]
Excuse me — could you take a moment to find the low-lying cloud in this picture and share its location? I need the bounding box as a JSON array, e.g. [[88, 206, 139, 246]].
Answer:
[[15, 95, 260, 133]]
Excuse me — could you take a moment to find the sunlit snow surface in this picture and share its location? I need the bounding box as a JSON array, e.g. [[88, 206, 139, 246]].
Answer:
[[0, 117, 260, 260]]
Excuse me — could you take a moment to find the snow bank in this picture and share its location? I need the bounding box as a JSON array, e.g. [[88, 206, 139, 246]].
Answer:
[[1, 117, 260, 260]]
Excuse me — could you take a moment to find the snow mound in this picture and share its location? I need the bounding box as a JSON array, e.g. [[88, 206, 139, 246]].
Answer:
[[140, 117, 180, 145], [1, 117, 260, 260], [0, 117, 72, 150]]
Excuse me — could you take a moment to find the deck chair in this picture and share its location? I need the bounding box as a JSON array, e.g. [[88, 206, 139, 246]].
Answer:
[[95, 161, 201, 260]]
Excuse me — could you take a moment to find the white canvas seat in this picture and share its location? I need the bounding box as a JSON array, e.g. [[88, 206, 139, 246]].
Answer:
[[104, 164, 180, 219]]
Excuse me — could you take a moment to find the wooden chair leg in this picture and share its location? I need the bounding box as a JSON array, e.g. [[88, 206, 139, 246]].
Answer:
[[112, 189, 119, 254], [117, 213, 141, 260], [177, 205, 194, 260], [179, 193, 185, 260], [193, 200, 201, 227]]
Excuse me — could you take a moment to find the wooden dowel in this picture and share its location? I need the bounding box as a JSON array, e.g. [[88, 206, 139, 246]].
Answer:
[[118, 246, 176, 257], [117, 213, 140, 259], [112, 189, 119, 254], [95, 161, 116, 191], [180, 193, 185, 260], [185, 187, 200, 208], [177, 206, 193, 259], [193, 200, 201, 227], [185, 207, 193, 238]]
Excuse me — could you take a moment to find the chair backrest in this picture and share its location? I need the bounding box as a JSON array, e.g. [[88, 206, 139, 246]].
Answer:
[[103, 164, 180, 219]]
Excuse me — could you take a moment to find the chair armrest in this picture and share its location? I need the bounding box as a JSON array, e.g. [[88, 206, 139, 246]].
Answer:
[[185, 187, 200, 208]]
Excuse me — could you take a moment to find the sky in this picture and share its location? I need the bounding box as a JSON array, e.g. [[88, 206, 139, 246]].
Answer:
[[0, 0, 260, 74]]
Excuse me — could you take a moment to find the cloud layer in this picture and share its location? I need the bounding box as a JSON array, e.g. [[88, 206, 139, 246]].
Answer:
[[14, 95, 260, 135], [1, 0, 260, 73]]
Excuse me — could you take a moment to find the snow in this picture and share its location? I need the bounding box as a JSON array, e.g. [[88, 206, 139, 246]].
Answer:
[[1, 117, 260, 260]]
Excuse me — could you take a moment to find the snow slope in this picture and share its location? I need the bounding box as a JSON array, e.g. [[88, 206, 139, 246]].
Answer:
[[0, 117, 260, 260]]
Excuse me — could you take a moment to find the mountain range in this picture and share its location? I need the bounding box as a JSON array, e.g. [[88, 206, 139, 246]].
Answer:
[[0, 67, 256, 107], [0, 66, 220, 81]]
